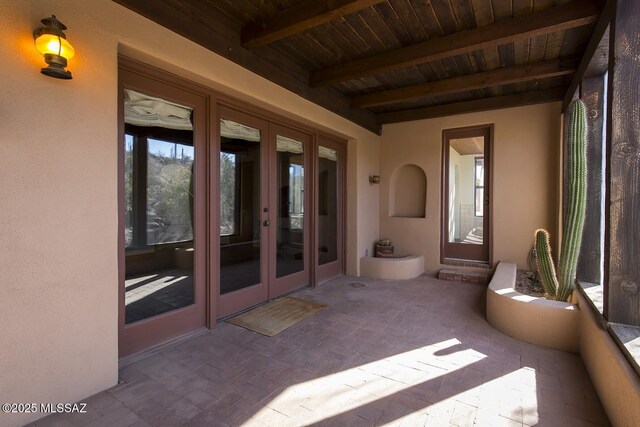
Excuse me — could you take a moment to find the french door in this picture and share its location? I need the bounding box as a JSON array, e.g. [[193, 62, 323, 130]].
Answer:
[[441, 124, 492, 264], [217, 108, 312, 317], [118, 66, 207, 358], [119, 60, 345, 356]]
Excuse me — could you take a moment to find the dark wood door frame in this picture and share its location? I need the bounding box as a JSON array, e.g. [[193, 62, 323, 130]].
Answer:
[[440, 124, 493, 265]]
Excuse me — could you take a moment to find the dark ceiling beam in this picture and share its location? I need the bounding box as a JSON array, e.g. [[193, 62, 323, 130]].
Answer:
[[242, 0, 387, 49], [377, 87, 567, 124], [353, 56, 579, 108], [562, 0, 614, 111], [311, 0, 601, 86], [111, 0, 380, 134]]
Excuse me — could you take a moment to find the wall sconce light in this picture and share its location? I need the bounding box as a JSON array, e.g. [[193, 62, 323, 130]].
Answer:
[[33, 15, 75, 80], [369, 175, 380, 184]]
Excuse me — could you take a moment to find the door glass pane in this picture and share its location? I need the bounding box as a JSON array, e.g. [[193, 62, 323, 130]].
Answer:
[[318, 146, 338, 265], [448, 137, 484, 245], [219, 119, 262, 294], [277, 135, 304, 277], [123, 89, 196, 324]]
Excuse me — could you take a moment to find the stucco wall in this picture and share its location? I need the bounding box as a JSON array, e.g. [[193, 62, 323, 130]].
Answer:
[[577, 293, 640, 426], [380, 103, 560, 270], [0, 1, 379, 425]]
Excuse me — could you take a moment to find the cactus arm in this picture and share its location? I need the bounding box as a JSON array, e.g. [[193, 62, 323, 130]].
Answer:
[[535, 229, 558, 298], [557, 100, 588, 302]]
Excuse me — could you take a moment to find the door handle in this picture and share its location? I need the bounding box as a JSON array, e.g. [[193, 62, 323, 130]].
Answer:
[[263, 220, 270, 226]]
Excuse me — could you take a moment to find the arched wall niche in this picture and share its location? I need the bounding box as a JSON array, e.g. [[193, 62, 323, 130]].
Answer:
[[389, 163, 427, 218]]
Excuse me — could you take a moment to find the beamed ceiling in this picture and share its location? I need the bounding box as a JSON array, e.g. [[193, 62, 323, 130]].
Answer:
[[112, 0, 607, 134]]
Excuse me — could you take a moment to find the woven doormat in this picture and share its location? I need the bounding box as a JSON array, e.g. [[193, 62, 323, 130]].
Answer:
[[227, 296, 326, 336]]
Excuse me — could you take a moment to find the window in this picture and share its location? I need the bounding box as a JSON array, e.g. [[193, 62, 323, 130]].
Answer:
[[124, 126, 195, 249], [474, 157, 484, 217], [219, 151, 238, 236], [124, 134, 134, 248], [146, 138, 194, 245]]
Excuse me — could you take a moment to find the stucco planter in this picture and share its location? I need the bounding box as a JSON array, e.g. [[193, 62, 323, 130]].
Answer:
[[360, 255, 424, 280], [486, 261, 579, 353]]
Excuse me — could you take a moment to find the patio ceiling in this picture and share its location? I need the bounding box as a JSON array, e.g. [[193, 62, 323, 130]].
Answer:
[[112, 0, 606, 134]]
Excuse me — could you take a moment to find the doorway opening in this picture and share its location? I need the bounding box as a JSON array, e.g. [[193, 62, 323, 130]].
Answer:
[[441, 125, 493, 265]]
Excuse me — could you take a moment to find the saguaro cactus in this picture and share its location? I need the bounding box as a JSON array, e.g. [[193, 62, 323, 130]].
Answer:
[[535, 99, 588, 302]]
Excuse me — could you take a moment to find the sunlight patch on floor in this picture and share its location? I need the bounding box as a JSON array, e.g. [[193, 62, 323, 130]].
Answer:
[[244, 338, 487, 425]]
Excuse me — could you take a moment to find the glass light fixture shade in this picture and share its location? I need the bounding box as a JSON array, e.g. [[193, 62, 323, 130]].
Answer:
[[33, 15, 74, 80], [34, 33, 75, 60]]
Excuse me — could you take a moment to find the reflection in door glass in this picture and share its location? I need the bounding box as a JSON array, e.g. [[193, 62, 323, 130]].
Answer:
[[219, 119, 262, 294], [123, 89, 196, 324], [448, 137, 484, 245], [318, 146, 338, 265], [277, 135, 305, 277]]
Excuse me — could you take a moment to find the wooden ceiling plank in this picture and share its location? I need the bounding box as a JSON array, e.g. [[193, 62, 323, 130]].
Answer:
[[407, 0, 453, 80], [353, 56, 579, 107], [373, 2, 414, 46], [512, 0, 533, 93], [242, 0, 387, 48], [450, 0, 486, 79], [310, 0, 600, 86], [388, 0, 430, 43], [377, 87, 566, 124], [470, 0, 501, 96], [436, 1, 477, 79]]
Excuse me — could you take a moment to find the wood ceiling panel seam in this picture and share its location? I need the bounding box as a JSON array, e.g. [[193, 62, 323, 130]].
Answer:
[[305, 27, 350, 66], [329, 18, 375, 58], [372, 1, 414, 46], [360, 4, 403, 50], [342, 12, 386, 52], [387, 0, 430, 43]]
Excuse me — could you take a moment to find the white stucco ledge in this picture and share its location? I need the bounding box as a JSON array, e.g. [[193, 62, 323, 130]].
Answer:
[[486, 261, 579, 353], [360, 255, 424, 280]]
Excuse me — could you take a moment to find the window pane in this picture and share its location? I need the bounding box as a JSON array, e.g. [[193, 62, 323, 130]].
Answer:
[[475, 188, 484, 217], [277, 135, 305, 278], [146, 138, 195, 245], [474, 157, 484, 217], [318, 146, 338, 265], [124, 134, 134, 248], [220, 152, 236, 236]]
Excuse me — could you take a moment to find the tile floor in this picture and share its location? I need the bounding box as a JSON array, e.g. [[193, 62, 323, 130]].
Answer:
[[32, 274, 609, 426]]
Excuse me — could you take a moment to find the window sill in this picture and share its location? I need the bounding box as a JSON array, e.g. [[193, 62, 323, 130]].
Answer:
[[577, 281, 640, 377]]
